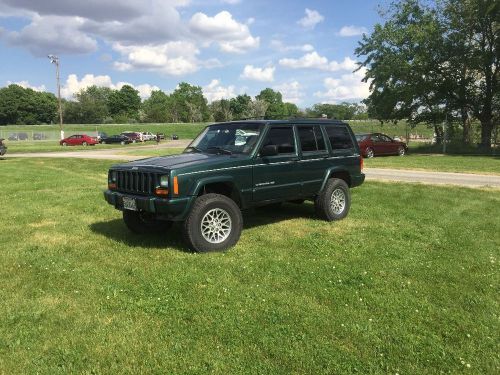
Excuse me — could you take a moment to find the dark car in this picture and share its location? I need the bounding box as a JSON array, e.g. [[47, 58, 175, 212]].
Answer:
[[97, 131, 108, 142], [60, 134, 99, 146], [104, 120, 365, 253], [101, 135, 133, 145], [8, 132, 29, 141], [0, 138, 7, 156], [121, 132, 142, 143], [33, 133, 47, 140], [356, 133, 407, 158]]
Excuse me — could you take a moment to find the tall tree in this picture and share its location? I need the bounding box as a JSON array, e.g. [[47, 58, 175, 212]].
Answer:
[[256, 88, 286, 119], [171, 82, 209, 123], [108, 85, 141, 120], [210, 99, 233, 122], [142, 90, 170, 123], [229, 94, 252, 120]]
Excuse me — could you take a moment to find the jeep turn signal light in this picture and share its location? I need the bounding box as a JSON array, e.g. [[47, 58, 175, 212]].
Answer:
[[108, 182, 117, 189], [360, 156, 364, 171], [173, 176, 179, 195], [155, 187, 168, 196]]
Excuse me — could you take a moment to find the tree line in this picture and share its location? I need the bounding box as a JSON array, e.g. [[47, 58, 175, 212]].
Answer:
[[356, 0, 498, 148], [0, 83, 367, 126]]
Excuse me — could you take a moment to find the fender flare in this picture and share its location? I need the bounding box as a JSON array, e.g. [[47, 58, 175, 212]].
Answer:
[[319, 167, 350, 192]]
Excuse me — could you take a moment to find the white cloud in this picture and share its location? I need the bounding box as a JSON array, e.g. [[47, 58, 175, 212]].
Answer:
[[240, 65, 275, 82], [279, 52, 357, 72], [6, 80, 46, 91], [297, 8, 324, 29], [61, 73, 159, 99], [189, 11, 259, 53], [270, 40, 314, 52], [338, 25, 368, 37], [112, 41, 200, 76], [273, 81, 303, 104], [203, 79, 236, 103], [6, 15, 97, 56], [314, 68, 371, 103]]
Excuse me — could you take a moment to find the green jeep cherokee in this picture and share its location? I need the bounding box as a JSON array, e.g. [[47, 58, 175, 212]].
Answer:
[[104, 120, 365, 252]]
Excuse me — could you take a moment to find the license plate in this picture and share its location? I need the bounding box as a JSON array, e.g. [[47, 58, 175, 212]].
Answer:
[[122, 196, 137, 211]]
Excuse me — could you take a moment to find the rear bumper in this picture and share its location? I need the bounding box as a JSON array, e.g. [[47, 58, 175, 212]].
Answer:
[[104, 190, 193, 221], [351, 173, 365, 188]]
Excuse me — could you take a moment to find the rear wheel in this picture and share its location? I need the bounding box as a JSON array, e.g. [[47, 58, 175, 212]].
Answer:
[[183, 193, 242, 252], [101, 140, 106, 144], [120, 141, 126, 145], [62, 142, 67, 146], [365, 147, 374, 158], [315, 178, 351, 221], [123, 210, 172, 234], [82, 141, 88, 146]]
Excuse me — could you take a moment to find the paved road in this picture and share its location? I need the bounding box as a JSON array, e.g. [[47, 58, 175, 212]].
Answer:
[[4, 147, 500, 188]]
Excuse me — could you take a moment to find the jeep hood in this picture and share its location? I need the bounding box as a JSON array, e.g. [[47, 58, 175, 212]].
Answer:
[[111, 152, 236, 171]]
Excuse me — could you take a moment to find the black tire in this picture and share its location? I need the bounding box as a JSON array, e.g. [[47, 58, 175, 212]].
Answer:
[[398, 146, 406, 156], [82, 141, 88, 146], [314, 178, 351, 221], [62, 142, 67, 146], [123, 210, 172, 234], [183, 193, 242, 252], [101, 140, 106, 144], [120, 141, 125, 145]]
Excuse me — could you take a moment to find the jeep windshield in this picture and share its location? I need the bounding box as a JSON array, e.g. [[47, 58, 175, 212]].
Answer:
[[185, 123, 263, 155]]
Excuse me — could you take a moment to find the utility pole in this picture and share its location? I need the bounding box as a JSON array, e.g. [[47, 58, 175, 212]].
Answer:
[[48, 55, 64, 140]]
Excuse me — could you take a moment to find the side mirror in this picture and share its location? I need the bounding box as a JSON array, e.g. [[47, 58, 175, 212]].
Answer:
[[260, 144, 278, 157]]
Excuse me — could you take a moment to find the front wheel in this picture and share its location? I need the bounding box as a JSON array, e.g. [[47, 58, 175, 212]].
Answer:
[[314, 178, 351, 221], [183, 193, 242, 252], [123, 210, 172, 234], [398, 146, 406, 156], [82, 141, 88, 146]]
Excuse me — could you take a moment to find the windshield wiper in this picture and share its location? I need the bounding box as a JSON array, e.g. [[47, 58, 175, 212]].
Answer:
[[206, 146, 232, 155]]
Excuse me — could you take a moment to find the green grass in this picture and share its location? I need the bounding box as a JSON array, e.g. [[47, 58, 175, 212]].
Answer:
[[365, 154, 500, 175], [0, 158, 499, 374]]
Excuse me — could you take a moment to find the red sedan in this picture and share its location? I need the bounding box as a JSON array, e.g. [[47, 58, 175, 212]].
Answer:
[[356, 133, 407, 158], [60, 134, 98, 146]]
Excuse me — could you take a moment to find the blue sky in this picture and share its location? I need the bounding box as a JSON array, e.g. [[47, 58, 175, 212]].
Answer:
[[0, 0, 386, 107]]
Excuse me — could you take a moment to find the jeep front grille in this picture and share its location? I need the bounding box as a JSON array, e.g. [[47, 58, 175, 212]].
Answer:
[[114, 170, 159, 195]]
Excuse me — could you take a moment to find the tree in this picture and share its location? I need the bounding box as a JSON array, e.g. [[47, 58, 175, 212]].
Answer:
[[247, 99, 269, 118], [142, 90, 170, 123], [256, 88, 286, 119], [356, 0, 499, 148], [0, 84, 57, 125], [171, 82, 209, 123], [229, 94, 252, 120], [210, 99, 233, 122], [306, 103, 358, 119], [283, 102, 299, 117], [108, 85, 141, 120]]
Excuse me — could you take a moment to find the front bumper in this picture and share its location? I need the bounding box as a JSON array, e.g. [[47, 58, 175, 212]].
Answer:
[[104, 190, 193, 221]]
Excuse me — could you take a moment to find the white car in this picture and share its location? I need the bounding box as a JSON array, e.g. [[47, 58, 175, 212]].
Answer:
[[141, 132, 156, 141]]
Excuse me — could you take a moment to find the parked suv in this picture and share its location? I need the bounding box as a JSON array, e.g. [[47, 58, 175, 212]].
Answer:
[[104, 120, 365, 252]]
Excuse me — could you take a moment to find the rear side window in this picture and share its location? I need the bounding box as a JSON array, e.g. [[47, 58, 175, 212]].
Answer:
[[325, 126, 354, 150], [297, 126, 326, 153], [262, 127, 295, 154]]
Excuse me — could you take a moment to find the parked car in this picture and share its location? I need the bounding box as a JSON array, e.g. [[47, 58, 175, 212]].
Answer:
[[33, 133, 48, 140], [0, 138, 7, 156], [141, 132, 156, 141], [8, 132, 29, 141], [356, 133, 407, 158], [104, 120, 365, 252], [156, 133, 165, 140], [60, 134, 98, 146], [96, 131, 108, 142], [171, 134, 179, 140], [121, 132, 142, 143], [101, 135, 133, 145]]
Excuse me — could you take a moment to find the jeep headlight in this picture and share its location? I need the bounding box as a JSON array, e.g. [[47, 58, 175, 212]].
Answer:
[[109, 171, 117, 183], [160, 175, 169, 188]]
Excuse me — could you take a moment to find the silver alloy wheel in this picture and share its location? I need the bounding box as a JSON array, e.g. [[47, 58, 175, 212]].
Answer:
[[398, 146, 405, 156], [330, 188, 346, 215], [201, 208, 232, 244], [366, 148, 374, 158]]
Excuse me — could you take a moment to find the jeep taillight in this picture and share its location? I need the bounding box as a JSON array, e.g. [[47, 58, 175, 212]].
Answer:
[[360, 156, 364, 171]]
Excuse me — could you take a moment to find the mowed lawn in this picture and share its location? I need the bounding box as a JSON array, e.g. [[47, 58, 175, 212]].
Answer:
[[0, 158, 499, 374], [365, 154, 500, 175]]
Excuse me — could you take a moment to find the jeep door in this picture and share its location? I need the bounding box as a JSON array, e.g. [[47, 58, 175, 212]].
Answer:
[[253, 126, 300, 202], [296, 125, 330, 196]]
